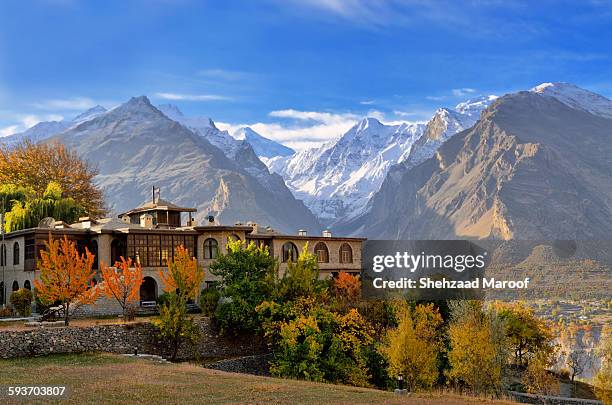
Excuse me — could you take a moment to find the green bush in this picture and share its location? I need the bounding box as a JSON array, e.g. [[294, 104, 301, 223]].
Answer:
[[10, 288, 33, 317], [200, 288, 220, 316], [156, 292, 171, 307], [210, 239, 276, 335]]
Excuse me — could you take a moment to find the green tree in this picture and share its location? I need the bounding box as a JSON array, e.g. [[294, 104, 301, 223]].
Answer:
[[494, 302, 555, 367], [3, 182, 85, 233], [274, 243, 327, 303], [210, 239, 276, 335]]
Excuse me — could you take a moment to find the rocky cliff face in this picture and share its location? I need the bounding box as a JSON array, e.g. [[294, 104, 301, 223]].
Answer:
[[51, 96, 321, 234], [340, 91, 612, 239]]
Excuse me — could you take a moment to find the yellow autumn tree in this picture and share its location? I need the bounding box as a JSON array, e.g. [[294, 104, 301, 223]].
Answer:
[[155, 246, 204, 360], [594, 325, 612, 404], [34, 235, 99, 325], [446, 301, 507, 394], [100, 257, 143, 320], [380, 303, 443, 392]]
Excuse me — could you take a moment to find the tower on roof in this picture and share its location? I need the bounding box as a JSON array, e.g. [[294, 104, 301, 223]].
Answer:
[[118, 186, 196, 228]]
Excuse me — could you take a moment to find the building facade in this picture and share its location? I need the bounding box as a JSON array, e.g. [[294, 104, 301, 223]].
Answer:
[[0, 198, 364, 307]]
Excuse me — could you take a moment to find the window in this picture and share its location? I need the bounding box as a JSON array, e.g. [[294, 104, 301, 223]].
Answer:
[[314, 242, 329, 263], [161, 235, 172, 265], [0, 244, 5, 266], [12, 280, 19, 291], [203, 238, 218, 259], [282, 242, 298, 263], [25, 238, 35, 260], [147, 235, 161, 267], [24, 280, 31, 290], [13, 242, 20, 265], [339, 243, 353, 264]]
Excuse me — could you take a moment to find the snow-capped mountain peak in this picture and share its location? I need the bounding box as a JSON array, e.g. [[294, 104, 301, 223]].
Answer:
[[156, 104, 184, 120], [233, 127, 295, 159], [531, 82, 612, 119], [72, 105, 107, 123], [455, 95, 498, 117]]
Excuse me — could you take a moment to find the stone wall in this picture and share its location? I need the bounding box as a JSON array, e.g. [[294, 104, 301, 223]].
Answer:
[[508, 391, 603, 405], [0, 317, 266, 360], [206, 353, 272, 376]]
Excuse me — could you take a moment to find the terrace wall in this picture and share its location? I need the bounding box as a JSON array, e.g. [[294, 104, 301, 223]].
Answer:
[[0, 317, 265, 360]]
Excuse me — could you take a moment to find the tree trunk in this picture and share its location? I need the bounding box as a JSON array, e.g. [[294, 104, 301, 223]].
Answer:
[[64, 303, 70, 326]]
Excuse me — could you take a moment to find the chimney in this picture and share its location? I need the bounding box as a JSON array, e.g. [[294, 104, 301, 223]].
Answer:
[[322, 230, 332, 238], [140, 213, 153, 229], [247, 221, 259, 234], [79, 216, 91, 229], [298, 229, 307, 236]]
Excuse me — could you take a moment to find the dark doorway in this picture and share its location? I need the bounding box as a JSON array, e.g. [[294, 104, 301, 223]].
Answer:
[[140, 276, 158, 303]]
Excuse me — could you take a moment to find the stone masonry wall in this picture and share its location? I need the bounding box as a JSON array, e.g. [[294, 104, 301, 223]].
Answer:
[[0, 317, 266, 360]]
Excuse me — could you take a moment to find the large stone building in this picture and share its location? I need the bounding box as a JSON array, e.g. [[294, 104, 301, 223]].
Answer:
[[0, 196, 364, 307]]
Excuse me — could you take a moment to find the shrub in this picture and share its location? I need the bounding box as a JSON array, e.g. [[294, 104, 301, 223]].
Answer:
[[267, 306, 374, 387], [10, 288, 33, 317], [200, 288, 220, 316], [0, 306, 13, 318]]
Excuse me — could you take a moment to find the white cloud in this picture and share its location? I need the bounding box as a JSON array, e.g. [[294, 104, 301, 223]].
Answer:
[[269, 109, 360, 124], [0, 125, 19, 137], [217, 107, 424, 151], [31, 97, 97, 110], [154, 92, 232, 101], [197, 68, 246, 81], [0, 113, 65, 138], [359, 100, 375, 105], [452, 88, 476, 97]]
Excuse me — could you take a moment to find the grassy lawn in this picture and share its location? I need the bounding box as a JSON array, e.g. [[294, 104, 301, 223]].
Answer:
[[0, 353, 517, 405]]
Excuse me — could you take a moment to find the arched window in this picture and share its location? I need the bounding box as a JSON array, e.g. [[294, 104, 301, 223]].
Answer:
[[23, 280, 31, 290], [13, 242, 20, 265], [203, 238, 218, 259], [339, 243, 353, 264], [282, 242, 298, 263], [0, 244, 5, 266], [314, 242, 329, 263], [12, 280, 19, 292]]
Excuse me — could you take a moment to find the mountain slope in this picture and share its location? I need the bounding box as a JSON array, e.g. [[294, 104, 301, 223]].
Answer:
[[341, 89, 612, 239], [52, 97, 321, 234], [531, 82, 612, 119], [1, 105, 107, 146], [270, 96, 496, 225], [268, 118, 425, 223], [234, 127, 295, 159]]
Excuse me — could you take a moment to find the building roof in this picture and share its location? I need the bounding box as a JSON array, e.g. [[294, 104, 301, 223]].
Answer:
[[118, 198, 197, 217]]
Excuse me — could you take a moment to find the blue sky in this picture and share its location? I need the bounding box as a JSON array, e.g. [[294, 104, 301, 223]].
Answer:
[[1, 0, 612, 149]]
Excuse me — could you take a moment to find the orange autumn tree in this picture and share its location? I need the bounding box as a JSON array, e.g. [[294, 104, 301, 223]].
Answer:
[[34, 235, 99, 326], [100, 257, 143, 320], [332, 272, 361, 308], [159, 246, 204, 301]]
